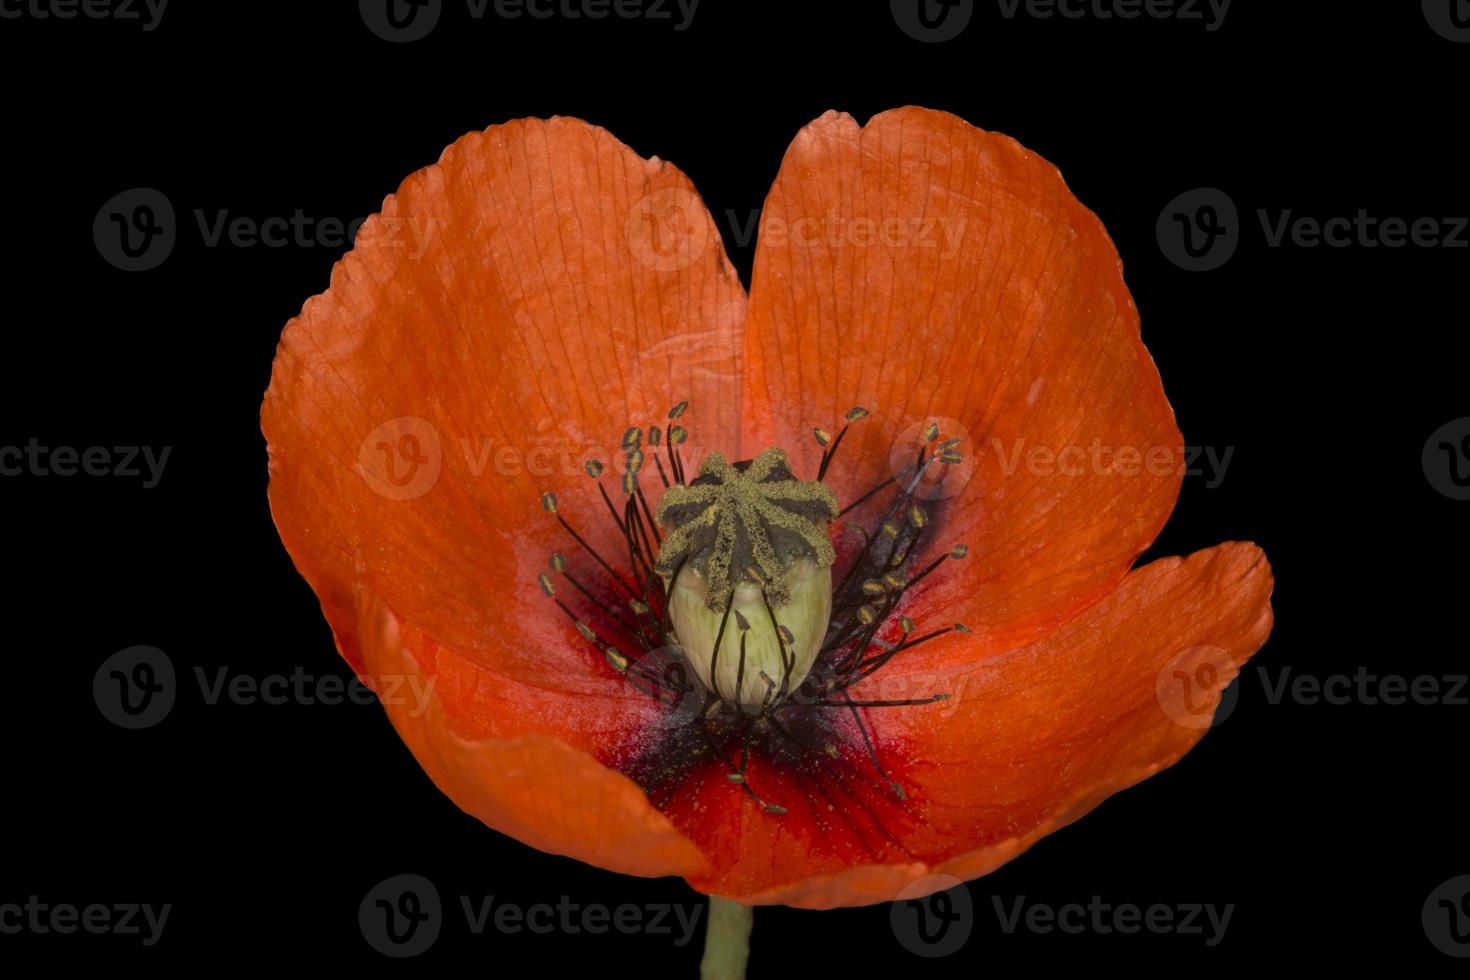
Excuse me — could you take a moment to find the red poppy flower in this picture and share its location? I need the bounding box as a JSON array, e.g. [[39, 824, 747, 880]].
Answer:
[[262, 108, 1273, 925]]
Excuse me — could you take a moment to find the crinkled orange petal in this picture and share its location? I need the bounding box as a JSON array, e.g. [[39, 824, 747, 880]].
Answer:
[[742, 107, 1184, 665], [683, 541, 1273, 907], [263, 116, 746, 690]]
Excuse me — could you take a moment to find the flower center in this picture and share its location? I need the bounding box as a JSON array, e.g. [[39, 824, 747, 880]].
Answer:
[[535, 401, 971, 813], [655, 448, 838, 713]]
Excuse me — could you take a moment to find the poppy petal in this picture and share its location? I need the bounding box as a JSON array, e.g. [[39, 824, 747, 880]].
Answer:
[[356, 592, 710, 879], [741, 107, 1183, 662], [682, 541, 1273, 907], [262, 116, 746, 687]]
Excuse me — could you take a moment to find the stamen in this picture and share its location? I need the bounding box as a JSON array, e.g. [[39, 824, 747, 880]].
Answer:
[[733, 609, 751, 706], [621, 494, 659, 591], [698, 714, 786, 814], [760, 592, 797, 703], [583, 459, 628, 534], [541, 490, 640, 598], [905, 542, 967, 591], [836, 690, 906, 800], [837, 473, 899, 519], [708, 597, 735, 703], [814, 694, 950, 707], [647, 426, 671, 488], [817, 405, 868, 481], [632, 475, 662, 548], [667, 423, 688, 484], [843, 622, 968, 687], [550, 553, 638, 634], [542, 580, 622, 658]]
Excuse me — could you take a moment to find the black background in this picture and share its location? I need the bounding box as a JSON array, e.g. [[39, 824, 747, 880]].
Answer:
[[3, 0, 1466, 972]]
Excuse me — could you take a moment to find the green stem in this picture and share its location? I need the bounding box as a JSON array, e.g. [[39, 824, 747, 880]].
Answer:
[[699, 897, 753, 979]]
